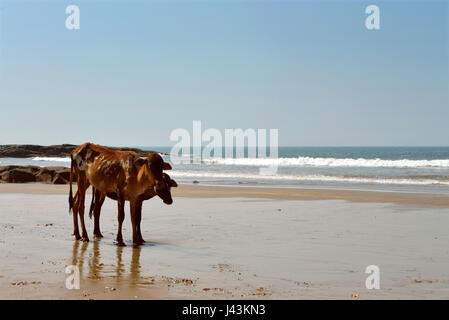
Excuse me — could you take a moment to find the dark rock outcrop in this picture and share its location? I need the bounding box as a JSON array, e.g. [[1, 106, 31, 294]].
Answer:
[[0, 144, 77, 158], [0, 166, 76, 184], [0, 168, 37, 183], [0, 144, 168, 184], [0, 144, 166, 158]]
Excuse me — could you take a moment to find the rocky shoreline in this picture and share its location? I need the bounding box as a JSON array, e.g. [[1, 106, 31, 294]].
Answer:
[[0, 165, 75, 184], [0, 144, 158, 158], [0, 144, 167, 184]]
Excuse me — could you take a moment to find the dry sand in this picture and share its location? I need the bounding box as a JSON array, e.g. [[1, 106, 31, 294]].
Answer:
[[0, 183, 448, 299]]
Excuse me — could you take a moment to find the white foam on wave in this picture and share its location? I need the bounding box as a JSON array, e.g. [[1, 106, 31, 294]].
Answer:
[[24, 156, 449, 185], [30, 156, 449, 169], [170, 170, 449, 186], [201, 157, 449, 168], [32, 157, 71, 162]]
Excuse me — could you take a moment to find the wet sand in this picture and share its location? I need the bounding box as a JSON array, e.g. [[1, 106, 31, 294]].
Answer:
[[0, 184, 449, 299], [1, 183, 449, 208]]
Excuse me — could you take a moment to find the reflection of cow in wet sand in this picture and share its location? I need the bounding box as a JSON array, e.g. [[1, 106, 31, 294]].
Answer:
[[71, 240, 143, 285], [68, 142, 177, 245]]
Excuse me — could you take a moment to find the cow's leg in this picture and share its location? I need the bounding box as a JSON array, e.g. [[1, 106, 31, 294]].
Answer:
[[93, 191, 105, 239], [130, 200, 139, 245], [135, 200, 145, 245], [115, 195, 126, 246], [72, 191, 81, 240], [78, 181, 90, 242]]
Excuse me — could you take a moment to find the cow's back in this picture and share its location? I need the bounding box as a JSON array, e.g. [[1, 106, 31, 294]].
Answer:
[[75, 143, 140, 194]]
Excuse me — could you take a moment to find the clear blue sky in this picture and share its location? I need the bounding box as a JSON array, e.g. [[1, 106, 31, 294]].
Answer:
[[0, 0, 447, 146]]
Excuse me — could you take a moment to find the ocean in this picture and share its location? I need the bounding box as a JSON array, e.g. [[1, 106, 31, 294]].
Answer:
[[1, 146, 449, 194]]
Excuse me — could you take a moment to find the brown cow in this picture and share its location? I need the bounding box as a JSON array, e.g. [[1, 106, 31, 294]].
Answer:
[[86, 172, 178, 243], [69, 143, 173, 245]]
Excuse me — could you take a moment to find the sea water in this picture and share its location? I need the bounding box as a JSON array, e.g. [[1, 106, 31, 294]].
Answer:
[[1, 146, 449, 194]]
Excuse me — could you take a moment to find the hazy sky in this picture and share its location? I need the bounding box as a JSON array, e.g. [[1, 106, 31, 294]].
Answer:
[[0, 0, 448, 146]]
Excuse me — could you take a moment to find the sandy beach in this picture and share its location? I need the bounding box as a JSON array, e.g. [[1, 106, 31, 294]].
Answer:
[[0, 183, 448, 299]]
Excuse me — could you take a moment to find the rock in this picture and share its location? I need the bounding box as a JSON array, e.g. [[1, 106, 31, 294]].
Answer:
[[0, 144, 77, 158], [0, 144, 158, 158], [52, 174, 68, 185], [0, 166, 76, 184], [192, 180, 200, 184], [54, 170, 71, 181], [0, 168, 36, 183], [36, 168, 54, 183], [0, 165, 21, 174]]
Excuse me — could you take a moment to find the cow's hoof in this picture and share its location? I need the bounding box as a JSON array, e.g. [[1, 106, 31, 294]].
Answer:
[[115, 240, 126, 247], [93, 232, 104, 239], [82, 236, 90, 242], [134, 239, 145, 245], [73, 233, 81, 240]]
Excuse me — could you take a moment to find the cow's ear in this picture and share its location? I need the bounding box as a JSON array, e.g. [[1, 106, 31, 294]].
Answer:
[[170, 179, 178, 187], [134, 158, 146, 167], [162, 162, 172, 170]]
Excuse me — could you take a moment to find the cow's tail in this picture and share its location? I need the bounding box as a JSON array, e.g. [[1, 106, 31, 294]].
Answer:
[[88, 186, 96, 220], [68, 154, 74, 214]]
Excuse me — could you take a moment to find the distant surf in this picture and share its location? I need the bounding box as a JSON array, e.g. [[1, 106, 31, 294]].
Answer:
[[32, 157, 71, 163], [1, 146, 448, 191], [169, 170, 449, 186], [26, 156, 449, 169], [201, 157, 449, 168]]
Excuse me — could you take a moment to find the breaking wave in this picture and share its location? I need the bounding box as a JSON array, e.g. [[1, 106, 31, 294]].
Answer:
[[201, 157, 449, 168], [169, 171, 449, 186], [32, 157, 71, 162]]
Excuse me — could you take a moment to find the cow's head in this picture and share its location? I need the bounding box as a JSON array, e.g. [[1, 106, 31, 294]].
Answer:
[[155, 173, 178, 205], [140, 152, 177, 204]]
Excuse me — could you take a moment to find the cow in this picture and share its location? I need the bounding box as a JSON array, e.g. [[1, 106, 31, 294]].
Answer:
[[69, 143, 174, 245], [86, 172, 178, 243]]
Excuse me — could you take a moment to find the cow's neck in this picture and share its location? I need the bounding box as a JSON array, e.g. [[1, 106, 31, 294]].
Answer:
[[136, 165, 156, 188]]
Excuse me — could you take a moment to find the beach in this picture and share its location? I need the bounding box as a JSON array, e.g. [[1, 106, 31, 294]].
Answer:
[[1, 183, 448, 299], [2, 0, 448, 307]]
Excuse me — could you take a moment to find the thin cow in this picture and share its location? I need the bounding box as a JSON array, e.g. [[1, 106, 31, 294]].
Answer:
[[87, 172, 177, 243], [69, 142, 173, 245]]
